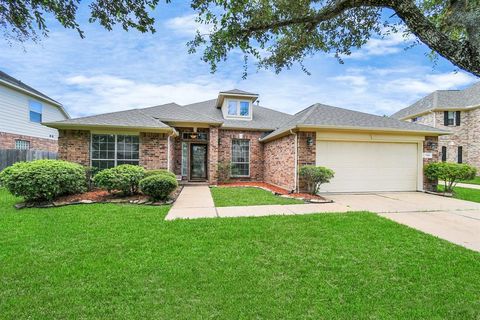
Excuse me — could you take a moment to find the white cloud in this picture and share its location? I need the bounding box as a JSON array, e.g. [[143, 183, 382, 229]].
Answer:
[[165, 14, 212, 36], [63, 75, 234, 116], [344, 30, 415, 60]]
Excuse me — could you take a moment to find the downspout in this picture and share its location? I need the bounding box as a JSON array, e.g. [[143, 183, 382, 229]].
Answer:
[[290, 129, 298, 193]]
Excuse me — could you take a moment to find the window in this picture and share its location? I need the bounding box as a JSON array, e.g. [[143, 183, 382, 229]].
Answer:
[[231, 139, 250, 177], [444, 111, 461, 126], [182, 132, 208, 140], [458, 146, 463, 164], [15, 140, 30, 150], [29, 100, 43, 123], [226, 100, 250, 118], [181, 142, 188, 176], [91, 134, 139, 169], [228, 101, 237, 115], [441, 146, 447, 162]]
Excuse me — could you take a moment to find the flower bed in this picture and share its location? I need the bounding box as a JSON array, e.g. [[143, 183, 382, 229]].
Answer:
[[217, 181, 330, 202], [14, 186, 183, 209]]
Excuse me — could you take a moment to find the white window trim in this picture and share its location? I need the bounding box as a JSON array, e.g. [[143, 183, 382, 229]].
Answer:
[[225, 99, 252, 120], [231, 139, 251, 177], [29, 99, 43, 124], [447, 111, 456, 126], [15, 139, 30, 150], [90, 134, 140, 167]]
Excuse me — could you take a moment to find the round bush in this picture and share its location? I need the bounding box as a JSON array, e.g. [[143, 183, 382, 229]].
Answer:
[[94, 164, 146, 195], [140, 174, 178, 201], [0, 160, 87, 202], [425, 162, 477, 192], [144, 169, 176, 179]]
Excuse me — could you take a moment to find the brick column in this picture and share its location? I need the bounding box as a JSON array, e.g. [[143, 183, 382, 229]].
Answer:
[[58, 130, 90, 166], [423, 136, 439, 191], [208, 126, 219, 185], [139, 132, 168, 170]]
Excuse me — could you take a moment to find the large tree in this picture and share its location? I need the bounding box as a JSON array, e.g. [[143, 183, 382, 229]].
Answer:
[[1, 0, 479, 76]]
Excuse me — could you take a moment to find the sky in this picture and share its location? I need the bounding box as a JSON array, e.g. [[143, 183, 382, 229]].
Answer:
[[0, 2, 478, 118]]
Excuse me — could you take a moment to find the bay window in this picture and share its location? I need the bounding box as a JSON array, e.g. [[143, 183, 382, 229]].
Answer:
[[231, 139, 250, 177], [91, 134, 139, 169]]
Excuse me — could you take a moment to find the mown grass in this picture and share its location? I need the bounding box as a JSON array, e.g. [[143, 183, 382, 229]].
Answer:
[[438, 185, 480, 203], [210, 187, 304, 207], [460, 176, 480, 185], [0, 188, 479, 319]]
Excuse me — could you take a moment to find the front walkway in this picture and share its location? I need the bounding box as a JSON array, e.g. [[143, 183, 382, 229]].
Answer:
[[165, 186, 349, 220]]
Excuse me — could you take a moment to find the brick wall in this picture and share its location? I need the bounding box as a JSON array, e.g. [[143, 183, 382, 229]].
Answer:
[[58, 130, 90, 166], [0, 131, 58, 152], [263, 134, 296, 191], [218, 129, 264, 182], [209, 127, 219, 184], [297, 131, 316, 192], [139, 132, 168, 170], [423, 136, 439, 191]]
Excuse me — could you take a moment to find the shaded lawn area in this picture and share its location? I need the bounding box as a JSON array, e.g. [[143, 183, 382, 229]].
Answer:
[[1, 189, 480, 319], [210, 186, 304, 207], [460, 176, 480, 185], [439, 185, 480, 203]]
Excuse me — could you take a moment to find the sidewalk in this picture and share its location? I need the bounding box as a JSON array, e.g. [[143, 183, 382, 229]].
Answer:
[[165, 186, 350, 220]]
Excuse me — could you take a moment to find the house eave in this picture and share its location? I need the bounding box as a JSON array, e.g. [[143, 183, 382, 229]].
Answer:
[[260, 125, 449, 142], [397, 104, 480, 120], [43, 122, 178, 135]]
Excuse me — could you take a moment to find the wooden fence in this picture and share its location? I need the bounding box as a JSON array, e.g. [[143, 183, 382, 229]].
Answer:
[[0, 149, 58, 171]]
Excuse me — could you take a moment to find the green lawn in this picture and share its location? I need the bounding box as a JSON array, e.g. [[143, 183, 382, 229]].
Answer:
[[460, 176, 480, 185], [1, 188, 480, 319], [439, 185, 480, 203], [210, 187, 304, 207]]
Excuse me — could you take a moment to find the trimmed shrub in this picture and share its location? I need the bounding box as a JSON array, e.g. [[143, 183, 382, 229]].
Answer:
[[140, 174, 178, 201], [0, 160, 87, 202], [424, 162, 477, 192], [144, 169, 176, 179], [299, 165, 335, 195], [94, 164, 146, 195]]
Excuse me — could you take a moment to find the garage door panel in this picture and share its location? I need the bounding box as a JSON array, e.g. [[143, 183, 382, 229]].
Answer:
[[316, 141, 418, 192]]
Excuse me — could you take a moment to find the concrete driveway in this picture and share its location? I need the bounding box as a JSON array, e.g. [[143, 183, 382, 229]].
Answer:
[[327, 192, 480, 252]]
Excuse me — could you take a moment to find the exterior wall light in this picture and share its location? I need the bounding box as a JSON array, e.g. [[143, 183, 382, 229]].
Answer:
[[306, 136, 314, 147]]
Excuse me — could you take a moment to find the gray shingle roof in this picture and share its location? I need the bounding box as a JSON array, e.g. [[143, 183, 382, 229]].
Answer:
[[45, 108, 170, 129], [391, 82, 480, 119], [183, 99, 292, 130], [219, 89, 258, 96], [0, 70, 62, 106], [261, 103, 447, 141], [141, 102, 222, 124]]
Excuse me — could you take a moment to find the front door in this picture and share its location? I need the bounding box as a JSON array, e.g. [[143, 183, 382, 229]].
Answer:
[[190, 144, 207, 180]]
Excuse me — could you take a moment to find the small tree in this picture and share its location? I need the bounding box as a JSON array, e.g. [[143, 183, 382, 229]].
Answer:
[[299, 165, 335, 195], [424, 162, 477, 193]]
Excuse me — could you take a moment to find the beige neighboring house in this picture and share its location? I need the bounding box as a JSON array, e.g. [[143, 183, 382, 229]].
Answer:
[[0, 70, 69, 152], [391, 82, 480, 169]]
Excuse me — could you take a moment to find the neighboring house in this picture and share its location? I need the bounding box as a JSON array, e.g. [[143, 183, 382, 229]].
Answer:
[[0, 70, 69, 152], [391, 82, 480, 169], [45, 89, 446, 193]]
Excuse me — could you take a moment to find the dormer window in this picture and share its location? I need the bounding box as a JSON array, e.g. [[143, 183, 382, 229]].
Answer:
[[226, 99, 251, 118]]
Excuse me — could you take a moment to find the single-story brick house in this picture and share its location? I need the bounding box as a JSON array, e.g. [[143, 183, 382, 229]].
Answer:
[[45, 89, 447, 193]]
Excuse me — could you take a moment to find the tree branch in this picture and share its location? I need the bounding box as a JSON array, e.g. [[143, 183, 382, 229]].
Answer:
[[239, 0, 480, 77]]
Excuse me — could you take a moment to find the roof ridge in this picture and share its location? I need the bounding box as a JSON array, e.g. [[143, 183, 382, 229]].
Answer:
[[54, 107, 143, 122]]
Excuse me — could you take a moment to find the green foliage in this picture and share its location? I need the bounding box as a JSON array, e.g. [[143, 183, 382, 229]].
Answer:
[[425, 162, 477, 192], [94, 164, 146, 195], [144, 169, 176, 179], [0, 160, 87, 202], [299, 165, 335, 195], [217, 161, 232, 182], [140, 174, 178, 201]]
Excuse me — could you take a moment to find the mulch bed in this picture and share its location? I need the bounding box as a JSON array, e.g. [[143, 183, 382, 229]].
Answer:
[[14, 186, 183, 209], [217, 181, 331, 202]]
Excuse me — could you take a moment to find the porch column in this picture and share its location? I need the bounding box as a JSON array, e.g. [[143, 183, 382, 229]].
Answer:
[[208, 126, 219, 185]]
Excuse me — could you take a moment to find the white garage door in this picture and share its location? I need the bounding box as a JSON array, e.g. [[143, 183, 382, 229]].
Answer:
[[316, 141, 419, 192]]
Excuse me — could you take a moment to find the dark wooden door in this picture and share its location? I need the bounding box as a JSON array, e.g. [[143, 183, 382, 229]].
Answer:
[[190, 144, 207, 180]]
